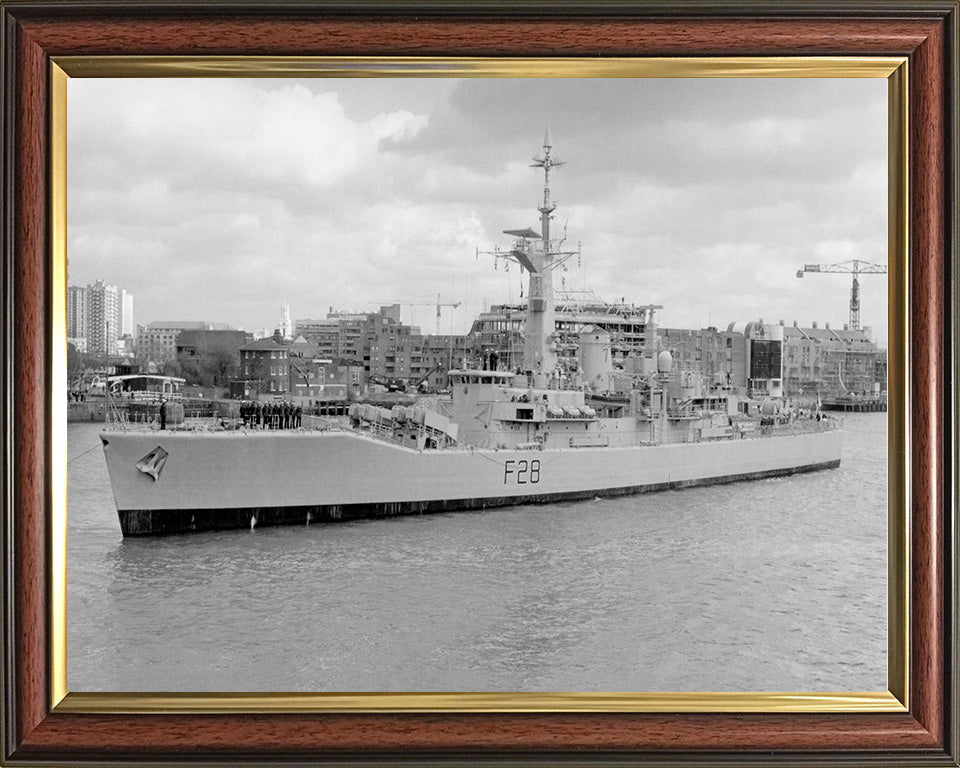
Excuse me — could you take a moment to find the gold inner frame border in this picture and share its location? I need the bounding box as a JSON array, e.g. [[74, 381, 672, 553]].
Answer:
[[48, 55, 910, 715]]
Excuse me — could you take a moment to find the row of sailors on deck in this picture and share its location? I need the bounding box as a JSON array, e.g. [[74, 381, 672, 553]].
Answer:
[[240, 401, 302, 429]]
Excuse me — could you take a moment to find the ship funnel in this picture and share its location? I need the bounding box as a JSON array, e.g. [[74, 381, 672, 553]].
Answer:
[[579, 326, 612, 392]]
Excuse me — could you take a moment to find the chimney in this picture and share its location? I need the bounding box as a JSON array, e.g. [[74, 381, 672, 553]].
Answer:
[[825, 322, 831, 330], [793, 320, 798, 327], [779, 319, 784, 326], [843, 323, 849, 331], [812, 321, 818, 329]]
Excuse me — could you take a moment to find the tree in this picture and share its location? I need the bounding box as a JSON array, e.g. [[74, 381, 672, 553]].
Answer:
[[162, 358, 182, 378], [175, 337, 241, 389], [203, 342, 239, 387], [67, 342, 82, 389], [133, 343, 154, 374], [178, 355, 203, 386]]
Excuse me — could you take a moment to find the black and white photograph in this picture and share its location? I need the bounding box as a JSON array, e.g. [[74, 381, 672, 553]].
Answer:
[[65, 75, 888, 694]]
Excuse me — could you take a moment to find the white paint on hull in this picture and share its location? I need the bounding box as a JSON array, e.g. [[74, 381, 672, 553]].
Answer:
[[101, 428, 842, 513]]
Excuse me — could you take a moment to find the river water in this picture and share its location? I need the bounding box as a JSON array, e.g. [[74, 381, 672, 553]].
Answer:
[[67, 413, 887, 692]]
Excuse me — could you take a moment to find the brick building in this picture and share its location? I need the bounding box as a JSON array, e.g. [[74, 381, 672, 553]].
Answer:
[[781, 322, 879, 398], [661, 320, 883, 400], [296, 305, 471, 391], [175, 329, 250, 387], [237, 338, 290, 397], [138, 320, 235, 363]]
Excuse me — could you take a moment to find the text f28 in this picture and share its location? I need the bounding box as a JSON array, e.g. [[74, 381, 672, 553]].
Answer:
[[503, 459, 541, 485]]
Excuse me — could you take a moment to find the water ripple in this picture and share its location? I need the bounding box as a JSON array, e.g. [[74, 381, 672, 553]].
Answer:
[[67, 413, 887, 693]]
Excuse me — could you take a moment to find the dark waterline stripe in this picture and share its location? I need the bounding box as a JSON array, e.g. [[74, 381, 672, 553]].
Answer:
[[117, 459, 841, 537]]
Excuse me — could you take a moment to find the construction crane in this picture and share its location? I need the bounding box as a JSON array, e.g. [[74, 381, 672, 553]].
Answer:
[[795, 259, 887, 332], [402, 293, 462, 335]]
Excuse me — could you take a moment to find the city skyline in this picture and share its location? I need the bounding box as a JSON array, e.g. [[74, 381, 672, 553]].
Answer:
[[67, 77, 888, 344], [67, 279, 134, 355]]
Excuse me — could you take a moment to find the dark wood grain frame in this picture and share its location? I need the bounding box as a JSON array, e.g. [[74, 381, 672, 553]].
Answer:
[[1, 1, 957, 765]]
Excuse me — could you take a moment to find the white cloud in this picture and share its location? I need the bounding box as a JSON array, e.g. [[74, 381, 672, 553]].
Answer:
[[67, 77, 889, 344]]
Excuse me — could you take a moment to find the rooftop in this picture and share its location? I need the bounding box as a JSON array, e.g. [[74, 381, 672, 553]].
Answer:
[[240, 338, 287, 351], [144, 320, 235, 331], [782, 326, 873, 343]]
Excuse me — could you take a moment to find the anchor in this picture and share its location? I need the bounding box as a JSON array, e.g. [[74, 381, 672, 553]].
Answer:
[[135, 446, 168, 481]]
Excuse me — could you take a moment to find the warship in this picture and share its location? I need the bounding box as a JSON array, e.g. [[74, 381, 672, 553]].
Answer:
[[100, 132, 842, 536]]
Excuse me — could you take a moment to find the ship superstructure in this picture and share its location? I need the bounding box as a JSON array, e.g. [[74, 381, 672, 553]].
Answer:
[[470, 296, 660, 378], [100, 132, 842, 536]]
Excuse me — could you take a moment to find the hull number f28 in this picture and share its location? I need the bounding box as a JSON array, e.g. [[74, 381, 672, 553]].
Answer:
[[503, 459, 541, 485]]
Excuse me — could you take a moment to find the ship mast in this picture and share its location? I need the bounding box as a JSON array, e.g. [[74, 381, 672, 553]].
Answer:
[[481, 128, 580, 387], [533, 125, 559, 247], [519, 127, 563, 386]]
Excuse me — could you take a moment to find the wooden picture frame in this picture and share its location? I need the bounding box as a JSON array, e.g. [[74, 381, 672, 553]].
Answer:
[[2, 1, 956, 764]]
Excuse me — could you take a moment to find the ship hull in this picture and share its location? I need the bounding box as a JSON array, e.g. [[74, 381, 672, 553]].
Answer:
[[101, 428, 842, 536]]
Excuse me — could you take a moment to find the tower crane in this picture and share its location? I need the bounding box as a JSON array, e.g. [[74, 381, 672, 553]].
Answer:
[[402, 293, 462, 335], [795, 259, 887, 332]]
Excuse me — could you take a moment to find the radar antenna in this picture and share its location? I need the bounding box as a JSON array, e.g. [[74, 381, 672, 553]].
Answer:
[[476, 128, 581, 387], [530, 124, 565, 244]]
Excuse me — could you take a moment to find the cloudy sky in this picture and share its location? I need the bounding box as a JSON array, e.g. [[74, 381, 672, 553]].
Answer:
[[67, 76, 888, 344]]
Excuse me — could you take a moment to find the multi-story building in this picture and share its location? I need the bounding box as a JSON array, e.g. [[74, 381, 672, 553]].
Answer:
[[736, 321, 784, 399], [176, 329, 249, 357], [658, 326, 736, 385], [365, 314, 422, 381], [662, 319, 881, 401], [296, 306, 402, 364], [137, 320, 236, 363], [230, 335, 363, 403], [294, 317, 344, 359], [417, 335, 473, 390], [237, 338, 290, 397], [874, 348, 888, 395], [473, 294, 884, 401], [285, 337, 331, 397], [659, 321, 782, 398], [68, 280, 134, 356], [297, 292, 884, 401], [66, 285, 87, 346], [470, 294, 661, 374], [121, 290, 134, 337], [294, 305, 470, 390], [294, 299, 881, 399], [781, 321, 879, 398], [176, 329, 250, 386], [304, 297, 658, 391], [85, 280, 122, 356]]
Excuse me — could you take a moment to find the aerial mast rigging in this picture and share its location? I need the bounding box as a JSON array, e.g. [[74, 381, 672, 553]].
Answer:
[[478, 127, 581, 387]]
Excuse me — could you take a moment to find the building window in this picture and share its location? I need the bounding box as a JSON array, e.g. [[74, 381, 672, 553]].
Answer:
[[271, 365, 276, 375]]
